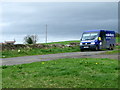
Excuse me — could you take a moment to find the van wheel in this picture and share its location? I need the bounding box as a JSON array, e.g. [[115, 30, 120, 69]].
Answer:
[[109, 45, 112, 50], [111, 44, 114, 50], [95, 46, 99, 51], [81, 49, 84, 52]]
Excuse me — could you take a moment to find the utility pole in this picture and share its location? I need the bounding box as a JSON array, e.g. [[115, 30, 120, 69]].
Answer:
[[45, 24, 47, 43]]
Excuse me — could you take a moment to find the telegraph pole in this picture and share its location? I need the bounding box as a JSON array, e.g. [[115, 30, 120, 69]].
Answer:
[[45, 24, 47, 43]]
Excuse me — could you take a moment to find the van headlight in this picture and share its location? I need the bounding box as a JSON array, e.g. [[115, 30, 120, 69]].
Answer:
[[100, 42, 102, 45], [80, 42, 82, 45], [91, 42, 95, 44]]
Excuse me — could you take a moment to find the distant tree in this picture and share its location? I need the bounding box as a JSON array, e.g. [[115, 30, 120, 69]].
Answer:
[[115, 32, 120, 37], [24, 35, 38, 44]]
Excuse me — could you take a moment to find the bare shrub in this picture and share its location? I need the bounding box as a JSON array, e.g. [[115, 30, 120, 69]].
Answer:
[[24, 35, 38, 44]]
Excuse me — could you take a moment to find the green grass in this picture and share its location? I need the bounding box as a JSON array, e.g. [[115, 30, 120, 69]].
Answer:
[[1, 46, 80, 58], [2, 58, 118, 88], [116, 37, 120, 43], [100, 49, 120, 55], [42, 40, 80, 45]]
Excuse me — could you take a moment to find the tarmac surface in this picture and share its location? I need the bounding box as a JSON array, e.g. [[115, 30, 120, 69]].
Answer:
[[1, 51, 119, 66]]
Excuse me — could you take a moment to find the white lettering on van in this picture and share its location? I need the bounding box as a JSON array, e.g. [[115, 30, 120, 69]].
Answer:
[[106, 34, 114, 37]]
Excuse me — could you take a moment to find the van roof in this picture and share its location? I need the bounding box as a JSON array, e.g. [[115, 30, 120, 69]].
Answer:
[[84, 30, 115, 33]]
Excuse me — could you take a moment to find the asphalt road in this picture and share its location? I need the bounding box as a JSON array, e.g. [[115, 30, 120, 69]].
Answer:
[[1, 51, 118, 66]]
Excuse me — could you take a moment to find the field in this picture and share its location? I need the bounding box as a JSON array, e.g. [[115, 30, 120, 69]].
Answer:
[[2, 38, 119, 88], [1, 40, 80, 58], [43, 40, 80, 45], [2, 58, 118, 88], [1, 37, 120, 58], [1, 46, 80, 58]]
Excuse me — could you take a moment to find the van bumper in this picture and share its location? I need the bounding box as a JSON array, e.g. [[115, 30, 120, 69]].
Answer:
[[80, 44, 97, 50]]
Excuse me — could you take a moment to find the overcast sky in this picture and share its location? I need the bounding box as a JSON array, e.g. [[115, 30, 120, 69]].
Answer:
[[0, 2, 118, 43]]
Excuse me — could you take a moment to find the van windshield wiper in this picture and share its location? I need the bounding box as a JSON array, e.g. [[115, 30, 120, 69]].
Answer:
[[85, 39, 91, 40]]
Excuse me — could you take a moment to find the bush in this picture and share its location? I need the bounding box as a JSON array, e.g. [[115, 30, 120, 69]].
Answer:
[[24, 35, 38, 44], [115, 32, 120, 37]]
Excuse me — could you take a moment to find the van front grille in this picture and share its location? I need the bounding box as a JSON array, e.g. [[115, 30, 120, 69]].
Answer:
[[87, 43, 91, 45], [82, 43, 91, 45]]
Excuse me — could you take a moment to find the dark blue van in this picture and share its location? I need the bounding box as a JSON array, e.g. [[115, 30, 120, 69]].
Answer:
[[80, 30, 116, 51]]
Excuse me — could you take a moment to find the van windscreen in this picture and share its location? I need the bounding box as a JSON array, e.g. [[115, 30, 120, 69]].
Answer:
[[82, 32, 99, 41]]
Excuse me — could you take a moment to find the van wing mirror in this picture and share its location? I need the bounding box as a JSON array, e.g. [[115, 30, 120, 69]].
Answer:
[[98, 37, 101, 40]]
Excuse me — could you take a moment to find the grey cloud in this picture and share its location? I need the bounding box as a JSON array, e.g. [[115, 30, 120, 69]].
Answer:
[[1, 2, 118, 43]]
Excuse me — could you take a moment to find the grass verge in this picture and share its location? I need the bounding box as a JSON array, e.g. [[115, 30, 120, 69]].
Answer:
[[100, 49, 120, 54], [1, 46, 80, 58], [2, 58, 118, 88]]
